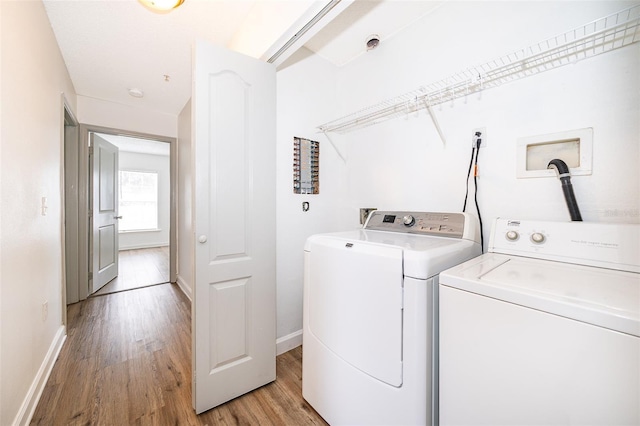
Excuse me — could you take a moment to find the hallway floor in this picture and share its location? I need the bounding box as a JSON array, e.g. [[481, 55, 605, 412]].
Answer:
[[93, 246, 169, 296], [31, 283, 326, 425]]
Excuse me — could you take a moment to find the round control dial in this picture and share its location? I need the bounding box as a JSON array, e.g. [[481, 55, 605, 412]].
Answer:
[[531, 232, 546, 244], [505, 230, 519, 241], [403, 215, 416, 227]]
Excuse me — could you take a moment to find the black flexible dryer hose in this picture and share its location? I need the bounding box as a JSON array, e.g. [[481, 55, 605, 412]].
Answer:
[[547, 159, 582, 221]]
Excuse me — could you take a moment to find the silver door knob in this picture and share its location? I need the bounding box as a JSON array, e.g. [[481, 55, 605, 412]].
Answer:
[[198, 235, 208, 243], [114, 215, 123, 219]]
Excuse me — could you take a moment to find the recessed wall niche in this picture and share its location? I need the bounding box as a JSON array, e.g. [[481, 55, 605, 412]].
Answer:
[[293, 137, 319, 194], [516, 128, 593, 179]]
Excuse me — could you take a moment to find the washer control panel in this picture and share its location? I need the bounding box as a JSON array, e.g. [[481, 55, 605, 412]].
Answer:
[[494, 220, 555, 250], [365, 211, 467, 238], [489, 218, 640, 272]]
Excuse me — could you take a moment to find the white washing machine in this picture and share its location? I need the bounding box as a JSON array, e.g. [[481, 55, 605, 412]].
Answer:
[[439, 218, 640, 426], [303, 211, 481, 425]]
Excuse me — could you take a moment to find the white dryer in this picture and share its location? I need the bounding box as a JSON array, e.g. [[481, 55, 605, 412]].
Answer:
[[439, 218, 640, 425], [303, 211, 481, 425]]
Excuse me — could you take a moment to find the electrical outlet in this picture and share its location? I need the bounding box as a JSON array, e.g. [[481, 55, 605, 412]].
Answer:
[[360, 208, 377, 225], [472, 127, 487, 148], [42, 301, 48, 322]]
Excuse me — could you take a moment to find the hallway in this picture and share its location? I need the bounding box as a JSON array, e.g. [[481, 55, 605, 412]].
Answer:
[[31, 284, 326, 425], [92, 247, 170, 296]]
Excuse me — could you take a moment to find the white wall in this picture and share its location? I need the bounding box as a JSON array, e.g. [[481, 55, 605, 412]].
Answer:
[[77, 95, 178, 138], [0, 0, 3, 415], [0, 1, 77, 424], [118, 151, 170, 250], [276, 1, 640, 341], [177, 100, 193, 299], [276, 49, 351, 344], [338, 0, 640, 235]]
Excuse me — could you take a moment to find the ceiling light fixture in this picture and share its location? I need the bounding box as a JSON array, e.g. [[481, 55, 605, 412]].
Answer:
[[138, 0, 185, 13]]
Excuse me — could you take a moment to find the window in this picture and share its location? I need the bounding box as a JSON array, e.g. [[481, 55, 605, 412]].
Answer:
[[118, 170, 158, 231]]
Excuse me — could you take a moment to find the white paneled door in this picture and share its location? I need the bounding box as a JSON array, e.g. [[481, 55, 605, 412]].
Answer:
[[91, 133, 120, 294], [192, 39, 276, 414]]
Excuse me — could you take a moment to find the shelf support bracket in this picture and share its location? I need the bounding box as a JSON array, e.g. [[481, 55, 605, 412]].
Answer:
[[423, 99, 446, 146], [322, 131, 347, 163]]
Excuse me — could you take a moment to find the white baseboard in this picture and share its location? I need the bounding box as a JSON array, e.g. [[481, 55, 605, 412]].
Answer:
[[15, 325, 66, 426], [276, 329, 302, 355], [176, 275, 192, 301]]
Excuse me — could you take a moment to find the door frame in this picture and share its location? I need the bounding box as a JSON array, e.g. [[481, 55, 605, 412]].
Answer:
[[62, 97, 79, 322], [65, 124, 177, 302]]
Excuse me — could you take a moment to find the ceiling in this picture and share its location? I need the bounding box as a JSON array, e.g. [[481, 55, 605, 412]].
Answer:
[[43, 0, 444, 116]]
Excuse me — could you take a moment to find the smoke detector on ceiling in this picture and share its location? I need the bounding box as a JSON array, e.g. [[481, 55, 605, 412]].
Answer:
[[366, 34, 380, 51], [128, 88, 144, 98]]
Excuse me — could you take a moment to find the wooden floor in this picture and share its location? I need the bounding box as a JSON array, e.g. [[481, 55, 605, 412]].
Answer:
[[32, 283, 327, 425], [93, 246, 170, 296]]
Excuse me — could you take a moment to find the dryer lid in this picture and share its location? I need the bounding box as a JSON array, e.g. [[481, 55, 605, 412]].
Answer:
[[305, 230, 481, 279]]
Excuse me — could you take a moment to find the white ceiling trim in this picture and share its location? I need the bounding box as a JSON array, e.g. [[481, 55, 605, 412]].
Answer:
[[262, 0, 354, 67]]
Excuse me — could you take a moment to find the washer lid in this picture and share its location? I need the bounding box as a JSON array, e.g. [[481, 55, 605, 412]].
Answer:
[[305, 230, 481, 279], [440, 253, 640, 337]]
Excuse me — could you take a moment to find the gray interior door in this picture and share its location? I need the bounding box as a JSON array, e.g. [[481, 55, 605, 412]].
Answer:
[[90, 133, 119, 293]]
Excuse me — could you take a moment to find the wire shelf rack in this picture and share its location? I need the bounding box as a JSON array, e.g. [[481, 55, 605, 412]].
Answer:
[[317, 5, 640, 135]]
